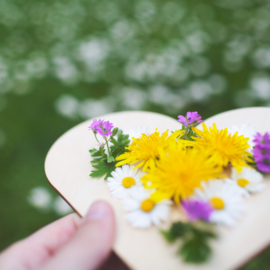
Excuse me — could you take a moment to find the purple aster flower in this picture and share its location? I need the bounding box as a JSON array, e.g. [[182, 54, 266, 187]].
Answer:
[[96, 120, 114, 136], [88, 119, 104, 133], [178, 111, 203, 127], [253, 132, 270, 148], [253, 132, 270, 173], [253, 147, 270, 162], [257, 159, 270, 173], [182, 200, 213, 222]]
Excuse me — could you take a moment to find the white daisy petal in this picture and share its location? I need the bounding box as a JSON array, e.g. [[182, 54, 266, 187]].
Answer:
[[123, 188, 171, 229], [228, 124, 257, 151], [107, 165, 145, 199], [192, 180, 245, 227], [122, 126, 155, 144], [231, 167, 265, 195]]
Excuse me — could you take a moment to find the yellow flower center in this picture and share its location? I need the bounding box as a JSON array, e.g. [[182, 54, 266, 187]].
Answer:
[[122, 177, 136, 188], [210, 197, 225, 210], [237, 178, 250, 188], [141, 199, 155, 212]]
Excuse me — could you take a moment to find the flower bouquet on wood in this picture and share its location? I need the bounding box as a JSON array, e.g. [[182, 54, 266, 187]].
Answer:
[[88, 112, 269, 264]]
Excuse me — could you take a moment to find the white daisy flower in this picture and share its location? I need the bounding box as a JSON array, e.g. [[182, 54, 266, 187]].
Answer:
[[107, 165, 145, 199], [231, 167, 264, 196], [124, 188, 171, 229], [122, 126, 155, 144], [228, 124, 257, 151], [192, 180, 245, 227]]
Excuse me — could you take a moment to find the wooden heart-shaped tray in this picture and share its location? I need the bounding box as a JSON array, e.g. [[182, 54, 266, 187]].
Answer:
[[45, 107, 270, 270]]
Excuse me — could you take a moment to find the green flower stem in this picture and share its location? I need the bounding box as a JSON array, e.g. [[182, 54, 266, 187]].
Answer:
[[183, 126, 191, 140], [94, 132, 100, 144], [105, 137, 111, 155], [105, 137, 115, 162]]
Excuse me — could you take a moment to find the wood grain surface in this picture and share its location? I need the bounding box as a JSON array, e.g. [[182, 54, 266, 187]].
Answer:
[[45, 108, 270, 270]]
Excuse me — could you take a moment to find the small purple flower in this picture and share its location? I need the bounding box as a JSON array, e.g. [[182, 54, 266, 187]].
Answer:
[[257, 159, 270, 173], [89, 119, 114, 136], [178, 111, 203, 127], [253, 132, 270, 173], [182, 200, 213, 222], [88, 119, 104, 132], [253, 147, 270, 162], [97, 120, 114, 136], [253, 132, 270, 148]]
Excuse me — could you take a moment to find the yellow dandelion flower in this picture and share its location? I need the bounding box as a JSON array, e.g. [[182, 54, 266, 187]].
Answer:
[[192, 123, 252, 172], [141, 144, 224, 204], [116, 129, 184, 172]]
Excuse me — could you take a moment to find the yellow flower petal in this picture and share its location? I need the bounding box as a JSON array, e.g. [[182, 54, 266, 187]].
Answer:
[[116, 129, 184, 171], [141, 143, 224, 204], [192, 123, 252, 172]]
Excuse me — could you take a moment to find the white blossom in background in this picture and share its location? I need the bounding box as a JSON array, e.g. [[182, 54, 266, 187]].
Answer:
[[185, 31, 211, 53], [162, 2, 186, 25], [135, 1, 156, 23], [78, 39, 109, 71], [120, 87, 147, 110], [2, 0, 270, 112], [125, 61, 148, 81], [53, 196, 73, 216], [28, 187, 52, 210], [250, 76, 270, 100], [110, 20, 136, 41], [54, 94, 80, 119], [188, 56, 211, 77], [0, 59, 9, 88], [26, 56, 48, 79], [252, 47, 270, 68], [208, 74, 227, 94], [148, 85, 171, 105], [189, 80, 212, 102], [148, 84, 187, 113], [53, 57, 79, 85], [79, 98, 114, 119], [163, 93, 187, 114]]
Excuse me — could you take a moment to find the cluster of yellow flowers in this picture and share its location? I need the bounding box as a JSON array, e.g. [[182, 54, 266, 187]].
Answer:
[[116, 123, 252, 205]]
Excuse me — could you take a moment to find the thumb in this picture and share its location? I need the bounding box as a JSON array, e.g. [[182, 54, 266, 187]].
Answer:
[[41, 201, 115, 270]]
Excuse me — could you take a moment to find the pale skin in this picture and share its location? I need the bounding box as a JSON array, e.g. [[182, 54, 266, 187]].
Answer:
[[0, 201, 116, 270]]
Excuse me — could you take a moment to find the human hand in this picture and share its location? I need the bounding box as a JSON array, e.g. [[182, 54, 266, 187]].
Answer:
[[0, 201, 115, 270]]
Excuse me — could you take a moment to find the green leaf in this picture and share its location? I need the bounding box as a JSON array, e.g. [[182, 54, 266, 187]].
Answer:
[[107, 156, 115, 163], [91, 156, 107, 164], [170, 222, 191, 238], [110, 129, 130, 157], [104, 165, 116, 179], [90, 159, 117, 180], [161, 230, 177, 243], [112, 127, 119, 136], [122, 139, 130, 145], [161, 221, 217, 264], [110, 137, 117, 144], [89, 129, 130, 180], [90, 167, 108, 178], [180, 236, 212, 263], [89, 147, 106, 157]]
